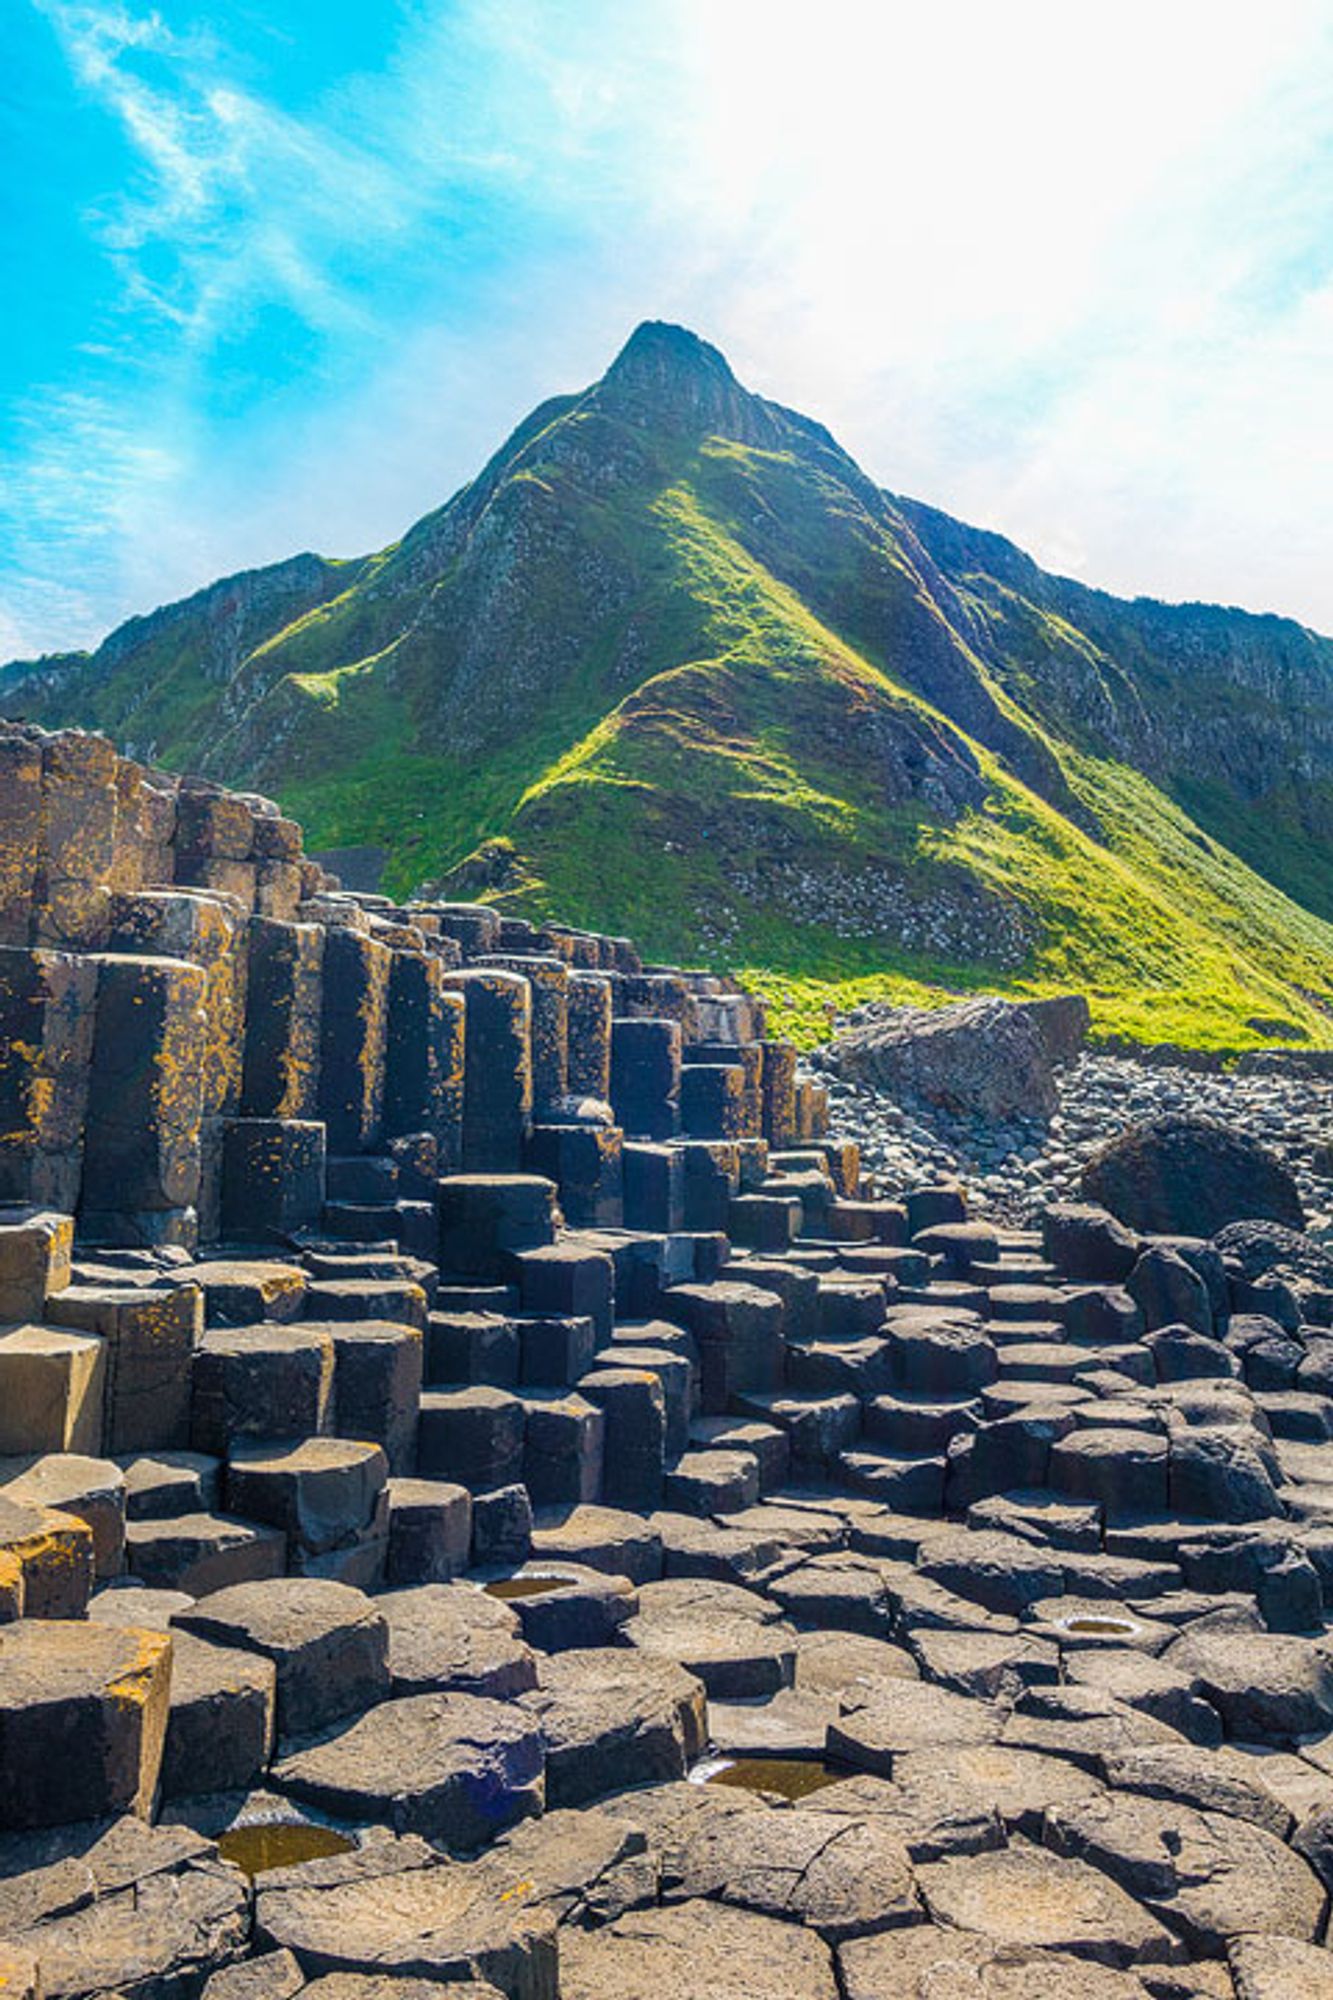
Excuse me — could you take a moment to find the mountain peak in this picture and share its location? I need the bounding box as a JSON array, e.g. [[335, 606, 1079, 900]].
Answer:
[[605, 319, 736, 387], [597, 319, 781, 445]]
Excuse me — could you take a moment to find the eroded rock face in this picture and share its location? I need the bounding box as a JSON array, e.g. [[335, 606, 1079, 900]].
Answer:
[[253, 1834, 558, 1994], [0, 1819, 249, 2000], [659, 1803, 919, 1940], [915, 1843, 1180, 1968], [839, 1928, 1158, 2000]]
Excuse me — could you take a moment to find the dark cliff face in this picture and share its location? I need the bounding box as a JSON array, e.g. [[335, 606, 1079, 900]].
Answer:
[[2, 320, 1332, 1044], [896, 495, 1333, 915]]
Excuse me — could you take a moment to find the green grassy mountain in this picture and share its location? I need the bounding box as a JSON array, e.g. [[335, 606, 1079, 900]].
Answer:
[[5, 320, 1333, 1051]]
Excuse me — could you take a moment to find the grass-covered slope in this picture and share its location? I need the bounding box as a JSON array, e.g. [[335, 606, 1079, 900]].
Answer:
[[4, 321, 1332, 1053]]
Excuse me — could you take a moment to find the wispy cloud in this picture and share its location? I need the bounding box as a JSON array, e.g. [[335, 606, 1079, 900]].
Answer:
[[32, 0, 410, 340]]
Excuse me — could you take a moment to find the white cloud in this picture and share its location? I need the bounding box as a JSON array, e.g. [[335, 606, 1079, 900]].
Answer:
[[648, 0, 1333, 625]]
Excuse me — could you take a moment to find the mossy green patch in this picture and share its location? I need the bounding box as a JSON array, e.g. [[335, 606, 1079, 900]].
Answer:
[[5, 322, 1331, 1057]]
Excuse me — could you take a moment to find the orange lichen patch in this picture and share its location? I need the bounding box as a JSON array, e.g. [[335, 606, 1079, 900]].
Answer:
[[0, 1945, 40, 2000], [0, 1501, 95, 1617], [0, 1551, 24, 1623]]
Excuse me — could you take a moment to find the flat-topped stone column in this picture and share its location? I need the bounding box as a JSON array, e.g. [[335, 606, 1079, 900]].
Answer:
[[0, 1619, 173, 1829], [566, 969, 613, 1100], [384, 950, 466, 1165], [108, 888, 248, 1239], [611, 1017, 680, 1139], [475, 952, 568, 1115]]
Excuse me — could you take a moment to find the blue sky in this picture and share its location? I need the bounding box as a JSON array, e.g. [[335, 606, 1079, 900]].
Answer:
[[4, 0, 1333, 657]]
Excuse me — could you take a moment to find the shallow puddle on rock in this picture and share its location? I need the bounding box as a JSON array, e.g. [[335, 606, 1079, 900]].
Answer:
[[704, 1756, 842, 1801], [484, 1576, 568, 1600], [217, 1823, 355, 1878], [1060, 1615, 1138, 1636]]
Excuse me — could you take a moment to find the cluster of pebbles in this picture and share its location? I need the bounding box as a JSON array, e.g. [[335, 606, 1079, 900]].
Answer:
[[818, 1050, 1333, 1235]]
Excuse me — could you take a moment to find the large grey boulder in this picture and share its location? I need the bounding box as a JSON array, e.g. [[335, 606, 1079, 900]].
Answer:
[[1081, 1115, 1305, 1236], [827, 995, 1087, 1121]]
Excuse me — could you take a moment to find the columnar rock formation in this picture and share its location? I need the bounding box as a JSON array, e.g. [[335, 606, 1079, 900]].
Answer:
[[4, 722, 1333, 1998]]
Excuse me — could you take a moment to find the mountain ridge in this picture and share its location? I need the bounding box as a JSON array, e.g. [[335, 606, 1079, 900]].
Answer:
[[4, 320, 1333, 1051]]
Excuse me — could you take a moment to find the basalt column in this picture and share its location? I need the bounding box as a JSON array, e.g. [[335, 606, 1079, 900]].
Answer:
[[0, 945, 96, 1210], [476, 953, 568, 1116], [0, 732, 43, 944], [241, 916, 323, 1121], [172, 784, 259, 915], [444, 968, 533, 1172], [223, 911, 327, 1241], [78, 952, 208, 1247], [383, 947, 466, 1167], [317, 923, 392, 1154], [611, 1017, 681, 1140], [32, 733, 121, 952], [107, 889, 248, 1241], [567, 970, 613, 1101]]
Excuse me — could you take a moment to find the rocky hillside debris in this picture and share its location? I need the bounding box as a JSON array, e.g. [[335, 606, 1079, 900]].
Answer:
[[8, 730, 1333, 1993], [818, 1049, 1333, 1234], [827, 994, 1089, 1122], [1081, 1115, 1306, 1238]]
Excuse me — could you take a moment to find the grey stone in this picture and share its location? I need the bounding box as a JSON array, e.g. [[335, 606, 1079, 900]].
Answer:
[[174, 1577, 389, 1743], [272, 1690, 545, 1852]]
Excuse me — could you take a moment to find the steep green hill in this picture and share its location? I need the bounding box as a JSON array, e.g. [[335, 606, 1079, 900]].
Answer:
[[6, 321, 1333, 1051]]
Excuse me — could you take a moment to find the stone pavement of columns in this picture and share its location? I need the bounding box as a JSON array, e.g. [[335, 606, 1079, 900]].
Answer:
[[2, 724, 1333, 1997]]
